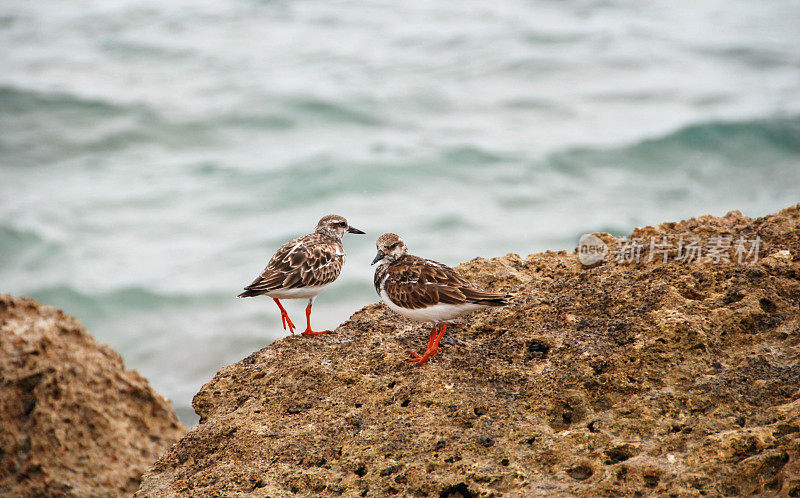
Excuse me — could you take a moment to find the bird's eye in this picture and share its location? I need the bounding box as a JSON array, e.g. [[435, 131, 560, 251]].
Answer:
[[389, 243, 397, 249], [338, 221, 346, 227]]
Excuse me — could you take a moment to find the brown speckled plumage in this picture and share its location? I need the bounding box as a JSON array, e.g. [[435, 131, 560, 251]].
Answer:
[[374, 254, 508, 310], [240, 233, 345, 296]]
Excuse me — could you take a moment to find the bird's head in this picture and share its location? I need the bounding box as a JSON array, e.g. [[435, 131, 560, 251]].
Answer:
[[372, 233, 407, 265], [315, 214, 364, 240]]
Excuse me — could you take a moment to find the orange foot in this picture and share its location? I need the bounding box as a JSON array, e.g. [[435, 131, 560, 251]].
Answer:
[[408, 349, 435, 365], [280, 310, 296, 334], [301, 328, 330, 336], [300, 305, 330, 336], [408, 323, 447, 366], [273, 298, 296, 334]]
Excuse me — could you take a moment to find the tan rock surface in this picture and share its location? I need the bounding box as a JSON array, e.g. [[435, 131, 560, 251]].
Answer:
[[0, 295, 186, 497], [140, 204, 800, 497]]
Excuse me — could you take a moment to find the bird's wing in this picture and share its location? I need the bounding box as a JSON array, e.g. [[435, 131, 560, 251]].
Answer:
[[243, 234, 343, 293], [382, 257, 471, 309]]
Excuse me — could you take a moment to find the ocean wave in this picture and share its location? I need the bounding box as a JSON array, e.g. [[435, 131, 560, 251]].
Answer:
[[215, 113, 296, 131], [656, 115, 800, 153], [0, 86, 131, 116], [0, 86, 219, 164], [0, 225, 47, 265], [0, 224, 44, 246], [440, 146, 511, 165], [284, 97, 383, 126], [691, 45, 793, 70], [0, 87, 386, 167], [27, 285, 224, 313], [546, 114, 800, 172]]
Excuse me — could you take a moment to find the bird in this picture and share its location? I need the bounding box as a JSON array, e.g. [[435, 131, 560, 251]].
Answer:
[[238, 215, 364, 335], [372, 233, 510, 365]]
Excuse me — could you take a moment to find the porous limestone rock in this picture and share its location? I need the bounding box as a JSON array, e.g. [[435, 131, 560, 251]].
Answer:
[[0, 295, 186, 496], [139, 204, 800, 497]]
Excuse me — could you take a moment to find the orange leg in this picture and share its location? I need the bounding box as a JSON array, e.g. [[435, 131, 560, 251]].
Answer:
[[409, 325, 437, 361], [273, 298, 296, 334], [409, 323, 448, 365], [301, 300, 330, 336], [425, 324, 440, 352], [409, 324, 436, 361]]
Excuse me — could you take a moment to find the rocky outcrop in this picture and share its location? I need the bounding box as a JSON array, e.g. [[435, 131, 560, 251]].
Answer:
[[0, 295, 186, 496], [139, 204, 800, 497]]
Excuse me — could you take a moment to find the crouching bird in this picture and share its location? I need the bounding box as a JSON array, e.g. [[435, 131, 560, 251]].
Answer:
[[238, 215, 364, 335], [372, 233, 510, 365]]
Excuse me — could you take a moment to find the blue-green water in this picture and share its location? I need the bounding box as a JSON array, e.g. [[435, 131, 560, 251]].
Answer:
[[1, 1, 799, 423]]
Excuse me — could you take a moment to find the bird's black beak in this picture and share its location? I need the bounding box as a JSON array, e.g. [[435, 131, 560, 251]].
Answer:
[[347, 226, 365, 234], [371, 250, 385, 265]]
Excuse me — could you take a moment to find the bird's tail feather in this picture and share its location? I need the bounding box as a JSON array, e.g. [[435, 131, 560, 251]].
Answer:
[[465, 290, 512, 307], [470, 297, 510, 307]]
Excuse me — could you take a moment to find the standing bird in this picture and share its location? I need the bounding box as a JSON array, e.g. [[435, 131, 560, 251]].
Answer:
[[372, 233, 510, 365], [238, 215, 364, 335]]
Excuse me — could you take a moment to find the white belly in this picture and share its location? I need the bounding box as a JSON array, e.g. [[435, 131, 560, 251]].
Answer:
[[380, 290, 486, 322], [265, 285, 328, 300]]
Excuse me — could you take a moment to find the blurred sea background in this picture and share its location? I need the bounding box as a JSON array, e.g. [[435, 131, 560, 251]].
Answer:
[[1, 0, 799, 424]]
